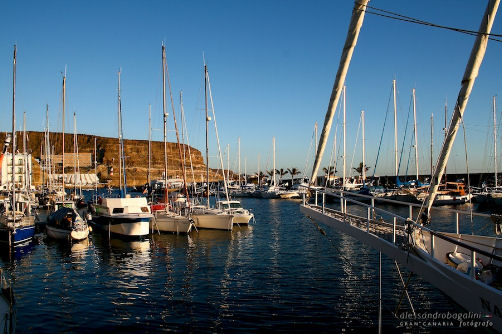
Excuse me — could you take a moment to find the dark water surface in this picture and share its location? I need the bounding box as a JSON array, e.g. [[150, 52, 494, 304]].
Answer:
[[1, 196, 488, 333]]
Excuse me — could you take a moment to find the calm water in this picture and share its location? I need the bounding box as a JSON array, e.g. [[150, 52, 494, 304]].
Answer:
[[0, 195, 490, 333]]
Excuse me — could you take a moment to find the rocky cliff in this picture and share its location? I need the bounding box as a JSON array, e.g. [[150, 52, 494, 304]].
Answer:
[[0, 131, 227, 186]]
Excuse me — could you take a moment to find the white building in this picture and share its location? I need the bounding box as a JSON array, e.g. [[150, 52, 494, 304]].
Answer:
[[0, 152, 32, 190]]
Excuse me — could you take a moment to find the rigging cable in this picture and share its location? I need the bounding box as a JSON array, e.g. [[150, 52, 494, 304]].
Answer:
[[359, 4, 502, 43], [372, 84, 393, 178]]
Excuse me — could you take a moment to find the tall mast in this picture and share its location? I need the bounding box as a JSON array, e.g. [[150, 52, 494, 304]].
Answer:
[[117, 69, 123, 194], [272, 137, 276, 187], [23, 112, 27, 189], [227, 144, 230, 183], [204, 64, 210, 208], [257, 154, 260, 188], [424, 0, 500, 216], [94, 137, 97, 199], [244, 156, 247, 184], [393, 79, 398, 180], [430, 113, 433, 179], [309, 0, 370, 184], [73, 112, 77, 196], [62, 70, 66, 196], [361, 110, 366, 182], [148, 104, 151, 186], [238, 138, 241, 186], [494, 96, 498, 186], [443, 100, 448, 183], [11, 45, 17, 214], [45, 105, 49, 188], [162, 44, 169, 209], [412, 89, 419, 182], [342, 86, 346, 189]]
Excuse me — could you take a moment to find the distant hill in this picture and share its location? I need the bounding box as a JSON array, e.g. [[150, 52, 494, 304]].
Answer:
[[0, 131, 228, 186]]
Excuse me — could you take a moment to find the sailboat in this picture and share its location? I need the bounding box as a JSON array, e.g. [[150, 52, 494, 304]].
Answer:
[[302, 0, 502, 332], [150, 44, 193, 234], [0, 45, 36, 247], [90, 69, 153, 238], [45, 72, 89, 242], [191, 63, 233, 231]]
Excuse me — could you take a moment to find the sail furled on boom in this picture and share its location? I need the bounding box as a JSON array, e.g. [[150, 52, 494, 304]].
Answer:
[[423, 0, 500, 218], [310, 0, 370, 186]]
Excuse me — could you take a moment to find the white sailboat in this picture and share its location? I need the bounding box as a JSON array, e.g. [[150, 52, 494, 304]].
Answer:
[[191, 62, 233, 231], [150, 44, 193, 234]]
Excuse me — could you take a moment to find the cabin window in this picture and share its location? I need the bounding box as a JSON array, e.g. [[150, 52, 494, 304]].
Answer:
[[112, 208, 124, 214], [141, 207, 149, 213]]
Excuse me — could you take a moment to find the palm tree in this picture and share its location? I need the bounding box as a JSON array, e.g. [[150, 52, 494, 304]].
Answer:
[[287, 167, 300, 187], [353, 162, 370, 178], [278, 168, 288, 183]]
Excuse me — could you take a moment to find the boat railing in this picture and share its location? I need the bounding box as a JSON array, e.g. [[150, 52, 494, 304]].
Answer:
[[303, 187, 502, 281]]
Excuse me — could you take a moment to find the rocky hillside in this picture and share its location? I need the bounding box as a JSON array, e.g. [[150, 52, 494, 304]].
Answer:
[[0, 131, 229, 187]]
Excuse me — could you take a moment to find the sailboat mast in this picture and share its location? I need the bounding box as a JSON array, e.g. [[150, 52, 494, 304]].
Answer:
[[424, 0, 500, 216], [227, 144, 230, 183], [430, 113, 433, 179], [342, 86, 346, 189], [148, 104, 151, 186], [494, 96, 498, 186], [162, 45, 169, 208], [117, 69, 123, 194], [23, 112, 27, 189], [11, 45, 16, 214], [273, 137, 276, 187], [73, 112, 77, 196], [309, 0, 370, 185], [361, 110, 366, 182], [258, 154, 260, 188], [62, 71, 66, 196], [238, 138, 241, 186], [94, 137, 97, 198], [205, 64, 210, 208], [393, 79, 398, 180], [45, 105, 49, 188], [413, 89, 419, 182]]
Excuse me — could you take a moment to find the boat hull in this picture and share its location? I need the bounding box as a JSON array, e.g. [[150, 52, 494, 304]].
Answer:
[[0, 224, 35, 246], [151, 211, 192, 234], [232, 213, 253, 224], [46, 224, 89, 241], [91, 215, 150, 238], [192, 213, 233, 231]]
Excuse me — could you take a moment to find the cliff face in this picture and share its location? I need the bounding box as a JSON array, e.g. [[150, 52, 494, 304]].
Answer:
[[0, 131, 226, 186]]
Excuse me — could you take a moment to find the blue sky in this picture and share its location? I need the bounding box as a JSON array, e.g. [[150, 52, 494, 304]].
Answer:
[[1, 0, 501, 178]]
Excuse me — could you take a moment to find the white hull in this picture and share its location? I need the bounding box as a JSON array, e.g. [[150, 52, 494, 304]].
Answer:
[[151, 211, 192, 234], [232, 213, 253, 224], [107, 221, 150, 237], [301, 204, 502, 332], [192, 213, 233, 231], [46, 224, 89, 241]]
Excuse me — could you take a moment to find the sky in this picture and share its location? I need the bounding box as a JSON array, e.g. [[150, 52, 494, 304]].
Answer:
[[1, 0, 501, 178]]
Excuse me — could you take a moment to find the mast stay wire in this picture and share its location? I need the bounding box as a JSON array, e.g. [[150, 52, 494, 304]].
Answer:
[[360, 4, 502, 43]]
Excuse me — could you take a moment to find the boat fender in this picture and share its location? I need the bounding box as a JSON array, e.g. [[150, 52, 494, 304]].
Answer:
[[88, 226, 93, 232]]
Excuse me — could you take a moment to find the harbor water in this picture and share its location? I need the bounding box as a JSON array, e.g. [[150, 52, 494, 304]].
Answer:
[[0, 194, 487, 333]]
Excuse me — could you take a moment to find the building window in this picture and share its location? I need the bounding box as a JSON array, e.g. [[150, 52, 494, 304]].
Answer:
[[18, 159, 23, 164]]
